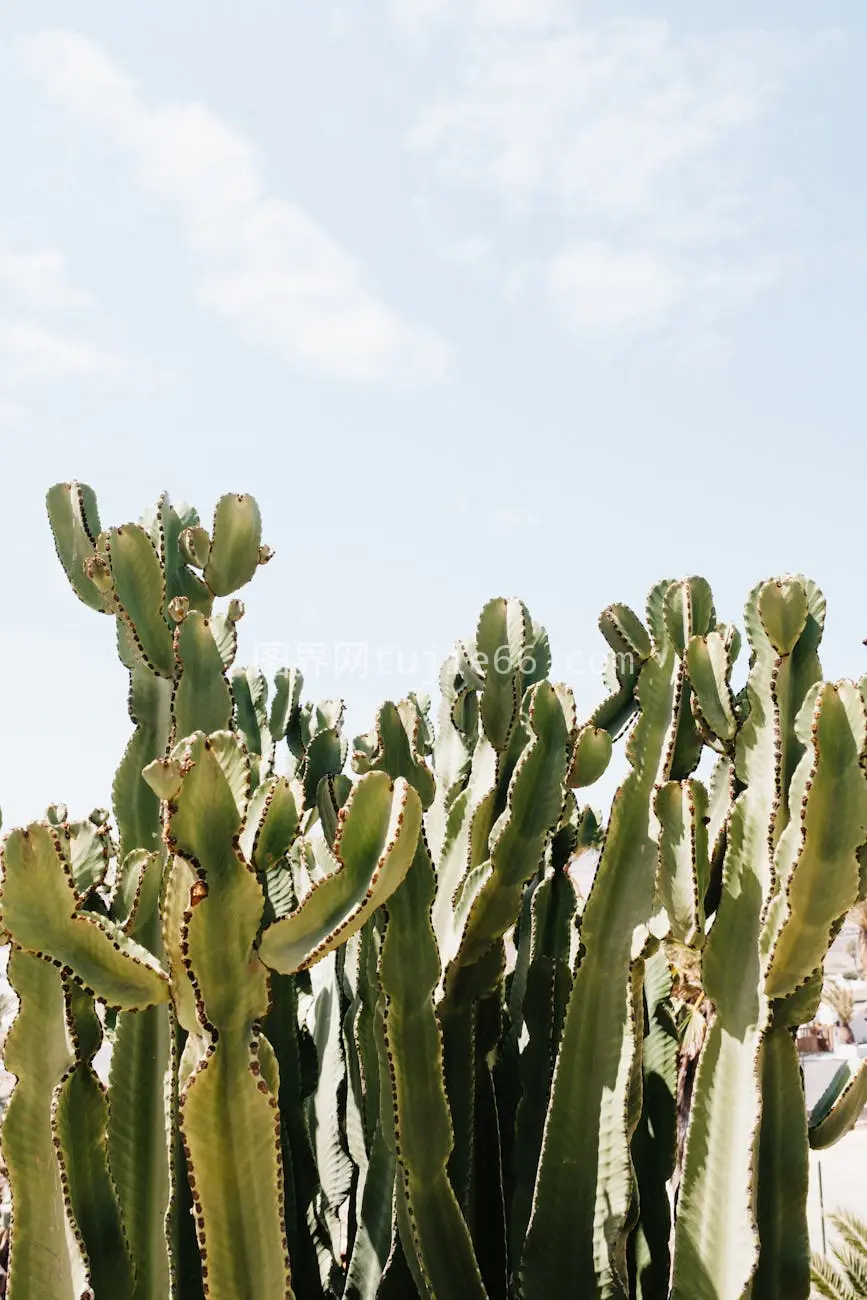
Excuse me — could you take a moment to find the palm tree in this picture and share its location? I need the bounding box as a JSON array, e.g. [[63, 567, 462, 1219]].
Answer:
[[812, 1210, 867, 1298], [822, 982, 856, 1045], [849, 899, 867, 977]]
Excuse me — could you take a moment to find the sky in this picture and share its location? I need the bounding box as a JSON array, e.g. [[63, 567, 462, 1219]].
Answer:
[[0, 0, 865, 829]]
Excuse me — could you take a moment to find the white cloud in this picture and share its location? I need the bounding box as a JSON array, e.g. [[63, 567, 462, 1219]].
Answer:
[[0, 239, 141, 401], [406, 20, 794, 224], [0, 321, 132, 385], [0, 243, 92, 313], [390, 0, 568, 41], [546, 243, 683, 341], [18, 31, 452, 386], [486, 506, 538, 536], [394, 6, 828, 351], [544, 242, 792, 352]]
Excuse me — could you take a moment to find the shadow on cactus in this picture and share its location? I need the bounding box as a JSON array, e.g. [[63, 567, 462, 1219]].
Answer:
[[0, 482, 864, 1300]]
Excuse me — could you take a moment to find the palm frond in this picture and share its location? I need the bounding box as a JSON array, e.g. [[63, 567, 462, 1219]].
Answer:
[[829, 1209, 867, 1259], [811, 1250, 859, 1300]]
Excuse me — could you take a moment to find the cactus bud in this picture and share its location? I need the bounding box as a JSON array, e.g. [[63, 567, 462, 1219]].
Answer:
[[179, 525, 211, 569], [84, 553, 114, 595], [89, 807, 110, 826], [142, 757, 184, 802], [258, 544, 275, 566], [45, 803, 68, 825], [167, 594, 190, 623], [227, 598, 245, 623]]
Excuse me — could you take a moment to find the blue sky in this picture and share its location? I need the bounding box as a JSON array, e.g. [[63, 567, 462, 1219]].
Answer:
[[0, 0, 865, 827]]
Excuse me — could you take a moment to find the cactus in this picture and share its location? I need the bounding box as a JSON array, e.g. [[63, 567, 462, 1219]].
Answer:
[[1, 484, 866, 1299]]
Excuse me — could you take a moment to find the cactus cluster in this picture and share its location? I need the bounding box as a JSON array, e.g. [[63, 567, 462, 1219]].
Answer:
[[0, 484, 865, 1299]]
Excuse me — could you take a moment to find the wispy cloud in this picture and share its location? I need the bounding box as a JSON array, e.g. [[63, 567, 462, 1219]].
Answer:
[[393, 6, 833, 352], [0, 239, 139, 408], [18, 31, 452, 386], [0, 243, 92, 313], [0, 321, 132, 384]]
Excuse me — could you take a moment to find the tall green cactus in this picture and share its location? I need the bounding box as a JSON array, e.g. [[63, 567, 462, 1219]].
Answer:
[[1, 485, 866, 1300]]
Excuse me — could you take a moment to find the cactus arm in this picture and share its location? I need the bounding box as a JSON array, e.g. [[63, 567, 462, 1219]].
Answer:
[[1, 948, 90, 1300], [52, 980, 136, 1296], [113, 665, 172, 857], [379, 836, 487, 1298], [590, 603, 652, 739], [752, 1025, 810, 1298], [149, 494, 213, 617], [628, 946, 677, 1299], [568, 723, 612, 787], [0, 824, 168, 1009], [344, 1120, 396, 1299], [172, 612, 234, 739], [444, 682, 568, 980], [671, 578, 824, 1300], [426, 658, 478, 862], [269, 666, 303, 741], [474, 597, 530, 751], [655, 779, 709, 947], [259, 772, 422, 975], [307, 956, 354, 1289], [763, 682, 867, 997], [342, 925, 397, 1298], [106, 524, 175, 677], [107, 1004, 174, 1299], [241, 776, 303, 872], [686, 628, 739, 752], [262, 970, 325, 1298], [431, 738, 497, 963], [352, 700, 436, 810], [203, 493, 264, 595], [520, 580, 707, 1299], [180, 1038, 293, 1299], [46, 480, 113, 613], [508, 862, 577, 1261], [809, 1060, 867, 1149], [344, 1005, 397, 1298], [159, 731, 293, 1300], [55, 812, 113, 900], [232, 665, 275, 787]]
